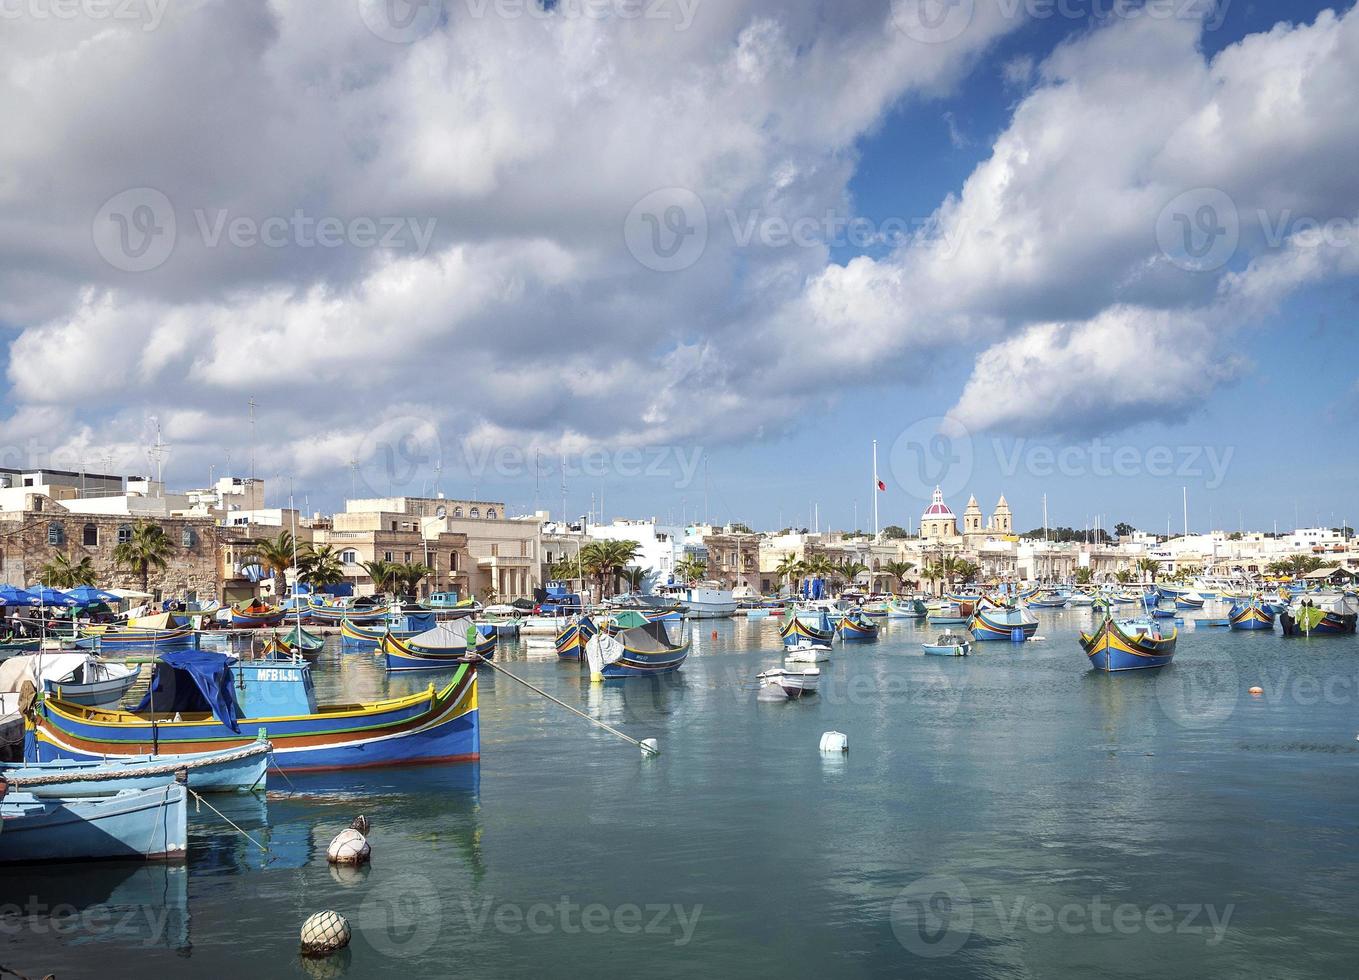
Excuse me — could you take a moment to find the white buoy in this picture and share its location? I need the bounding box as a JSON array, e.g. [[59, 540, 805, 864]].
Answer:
[[300, 910, 351, 955], [640, 737, 660, 757], [326, 828, 371, 865], [819, 731, 848, 753]]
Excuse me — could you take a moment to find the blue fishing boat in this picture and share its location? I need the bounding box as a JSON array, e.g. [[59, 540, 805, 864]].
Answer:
[[780, 610, 835, 647], [554, 616, 598, 660], [340, 614, 433, 646], [969, 603, 1038, 642], [228, 598, 285, 628], [1279, 596, 1358, 637], [584, 618, 690, 680], [922, 631, 970, 656], [1228, 599, 1275, 631], [1080, 616, 1177, 671], [28, 650, 479, 772], [7, 737, 270, 794], [308, 597, 389, 625], [0, 782, 187, 863], [1174, 592, 1206, 610], [78, 620, 199, 650], [926, 601, 971, 626], [837, 610, 880, 641], [381, 624, 496, 672], [1026, 591, 1068, 609]]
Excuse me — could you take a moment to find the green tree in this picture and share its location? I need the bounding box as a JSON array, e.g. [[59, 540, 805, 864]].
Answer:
[[1074, 567, 1094, 585], [39, 552, 98, 589], [673, 557, 709, 585], [1114, 522, 1135, 538], [619, 565, 649, 591], [883, 560, 915, 592], [250, 531, 297, 596], [1114, 569, 1135, 585], [774, 553, 804, 593], [395, 562, 432, 597], [113, 520, 175, 593], [1136, 558, 1162, 584], [361, 559, 401, 596], [881, 525, 909, 540], [298, 545, 345, 589], [838, 561, 869, 592]]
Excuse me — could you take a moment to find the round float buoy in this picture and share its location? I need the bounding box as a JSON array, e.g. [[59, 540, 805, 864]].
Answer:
[[711, 630, 718, 640], [349, 814, 370, 835], [327, 828, 371, 866], [1249, 686, 1263, 696], [819, 731, 848, 753], [300, 910, 351, 955], [640, 737, 660, 757]]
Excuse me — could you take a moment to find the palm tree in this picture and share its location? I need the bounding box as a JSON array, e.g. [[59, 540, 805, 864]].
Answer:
[[298, 545, 345, 589], [251, 531, 297, 596], [1136, 558, 1162, 584], [951, 558, 981, 587], [601, 540, 642, 595], [775, 553, 804, 594], [395, 562, 432, 597], [39, 552, 98, 589], [113, 520, 174, 593], [673, 557, 708, 585], [619, 566, 649, 592], [839, 561, 869, 593], [361, 559, 401, 596], [1074, 567, 1094, 586], [547, 558, 579, 585], [883, 560, 915, 593], [577, 542, 611, 598], [1114, 569, 1135, 585]]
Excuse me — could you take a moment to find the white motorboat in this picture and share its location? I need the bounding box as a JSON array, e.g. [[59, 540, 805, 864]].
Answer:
[[757, 668, 820, 700], [784, 641, 831, 663], [659, 583, 737, 619]]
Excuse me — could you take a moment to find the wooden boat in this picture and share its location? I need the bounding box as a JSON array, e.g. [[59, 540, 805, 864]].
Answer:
[[339, 616, 426, 646], [1, 653, 139, 710], [887, 599, 927, 619], [260, 631, 320, 663], [757, 668, 819, 699], [780, 610, 835, 647], [584, 619, 690, 680], [1228, 599, 1275, 631], [969, 603, 1039, 642], [307, 599, 389, 625], [1174, 592, 1206, 610], [0, 782, 188, 864], [5, 737, 270, 795], [1066, 592, 1095, 607], [1279, 596, 1358, 637], [28, 650, 479, 772], [837, 610, 880, 641], [860, 601, 890, 618], [926, 601, 970, 626], [1080, 616, 1177, 671], [1026, 591, 1068, 608], [282, 625, 325, 654], [784, 641, 831, 663], [79, 621, 198, 650], [381, 624, 496, 672], [229, 599, 285, 628], [922, 631, 971, 656], [554, 616, 600, 660]]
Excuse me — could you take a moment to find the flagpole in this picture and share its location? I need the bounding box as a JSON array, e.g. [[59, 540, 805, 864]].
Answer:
[[872, 440, 880, 539]]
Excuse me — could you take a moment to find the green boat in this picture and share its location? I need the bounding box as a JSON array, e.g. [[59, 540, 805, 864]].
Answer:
[[282, 626, 325, 654]]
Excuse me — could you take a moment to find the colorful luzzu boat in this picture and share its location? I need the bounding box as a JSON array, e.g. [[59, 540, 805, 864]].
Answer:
[[381, 624, 496, 672], [554, 616, 599, 660], [780, 610, 836, 647], [79, 613, 199, 650], [837, 610, 880, 641], [307, 598, 389, 626], [1080, 616, 1177, 671], [229, 599, 285, 628], [584, 619, 690, 680], [1228, 599, 1276, 631], [339, 612, 436, 647], [27, 650, 478, 771], [1279, 597, 1358, 637], [969, 603, 1039, 642]]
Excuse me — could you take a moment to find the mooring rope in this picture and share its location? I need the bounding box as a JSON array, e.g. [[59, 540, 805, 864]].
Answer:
[[188, 788, 269, 854], [477, 657, 658, 755], [4, 741, 272, 789]]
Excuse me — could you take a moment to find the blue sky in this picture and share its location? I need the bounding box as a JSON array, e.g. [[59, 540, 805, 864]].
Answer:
[[1, 1, 1355, 534]]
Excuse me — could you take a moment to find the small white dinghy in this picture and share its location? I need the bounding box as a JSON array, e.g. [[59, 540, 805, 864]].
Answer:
[[757, 668, 820, 700], [784, 641, 831, 663]]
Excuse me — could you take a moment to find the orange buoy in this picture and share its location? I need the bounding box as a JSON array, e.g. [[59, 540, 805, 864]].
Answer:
[[710, 630, 719, 640], [1249, 686, 1263, 696]]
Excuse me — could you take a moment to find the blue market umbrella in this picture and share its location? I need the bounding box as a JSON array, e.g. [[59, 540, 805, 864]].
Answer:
[[63, 585, 122, 606], [0, 584, 42, 606], [26, 586, 78, 607]]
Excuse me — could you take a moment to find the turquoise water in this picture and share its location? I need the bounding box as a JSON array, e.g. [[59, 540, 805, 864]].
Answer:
[[6, 609, 1359, 978]]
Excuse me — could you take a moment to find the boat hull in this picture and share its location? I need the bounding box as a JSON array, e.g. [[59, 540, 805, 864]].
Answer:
[[9, 740, 270, 794], [43, 670, 139, 709], [381, 631, 495, 672], [1279, 609, 1358, 636], [28, 666, 479, 772], [1081, 619, 1177, 671], [780, 614, 834, 647], [837, 615, 879, 642], [969, 608, 1039, 642], [1228, 604, 1275, 631], [922, 643, 969, 656], [0, 783, 188, 863]]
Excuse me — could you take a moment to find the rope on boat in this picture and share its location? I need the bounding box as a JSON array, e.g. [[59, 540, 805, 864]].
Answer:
[[4, 741, 272, 789], [188, 788, 269, 854], [476, 658, 659, 755]]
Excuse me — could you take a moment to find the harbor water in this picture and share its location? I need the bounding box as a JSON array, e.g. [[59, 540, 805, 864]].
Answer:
[[6, 609, 1358, 978]]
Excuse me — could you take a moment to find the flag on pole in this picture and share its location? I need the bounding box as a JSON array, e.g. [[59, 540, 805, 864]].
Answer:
[[876, 479, 886, 492]]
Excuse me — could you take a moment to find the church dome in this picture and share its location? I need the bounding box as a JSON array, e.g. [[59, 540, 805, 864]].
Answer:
[[922, 486, 954, 519]]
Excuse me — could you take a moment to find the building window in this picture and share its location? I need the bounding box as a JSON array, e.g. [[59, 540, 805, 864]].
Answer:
[[182, 527, 196, 548], [390, 521, 397, 531], [117, 524, 132, 545], [383, 551, 393, 562], [340, 549, 358, 564], [486, 508, 497, 519], [453, 507, 463, 517], [404, 551, 412, 563], [450, 552, 458, 571], [470, 508, 480, 518], [47, 522, 64, 545], [491, 544, 499, 557], [83, 524, 98, 547]]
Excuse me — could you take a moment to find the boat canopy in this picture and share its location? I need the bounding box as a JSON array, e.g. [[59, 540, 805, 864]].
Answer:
[[135, 651, 241, 733], [408, 623, 473, 651], [609, 610, 651, 629], [616, 620, 679, 653]]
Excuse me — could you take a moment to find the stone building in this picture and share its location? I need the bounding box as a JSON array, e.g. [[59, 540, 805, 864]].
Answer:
[[0, 494, 221, 601], [703, 532, 762, 591]]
